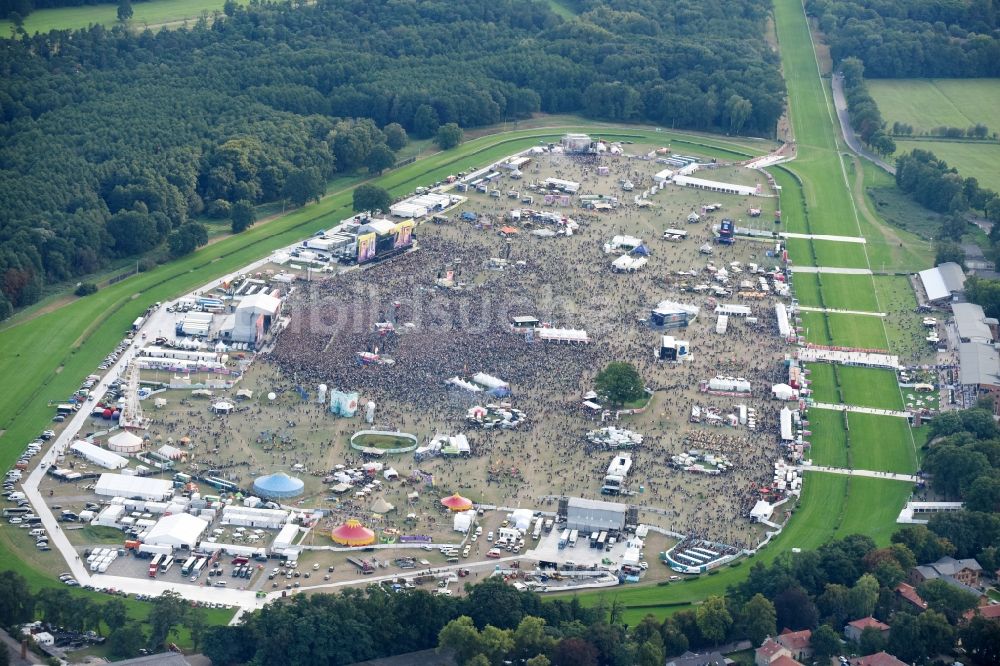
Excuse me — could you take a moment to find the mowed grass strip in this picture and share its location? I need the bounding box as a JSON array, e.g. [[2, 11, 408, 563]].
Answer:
[[799, 311, 889, 349], [793, 272, 823, 307], [805, 408, 849, 468], [812, 274, 881, 312], [805, 363, 838, 403], [836, 477, 914, 546], [847, 413, 917, 474], [784, 237, 816, 267], [811, 239, 871, 269], [838, 366, 903, 410]]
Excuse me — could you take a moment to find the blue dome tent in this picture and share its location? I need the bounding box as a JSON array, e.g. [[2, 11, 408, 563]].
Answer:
[[252, 472, 305, 499]]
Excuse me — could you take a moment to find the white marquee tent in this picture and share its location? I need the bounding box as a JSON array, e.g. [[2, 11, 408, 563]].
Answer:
[[70, 440, 128, 470], [144, 513, 209, 549], [107, 431, 143, 454], [95, 473, 173, 501]]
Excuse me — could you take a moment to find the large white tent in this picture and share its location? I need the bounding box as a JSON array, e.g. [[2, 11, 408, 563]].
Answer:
[[144, 513, 208, 549], [95, 473, 173, 501], [222, 505, 289, 529], [272, 522, 301, 551], [538, 328, 590, 343], [70, 441, 128, 470], [107, 431, 143, 454]]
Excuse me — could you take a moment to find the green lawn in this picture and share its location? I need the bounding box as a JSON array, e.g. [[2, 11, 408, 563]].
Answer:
[[892, 139, 1000, 193], [847, 413, 917, 473], [810, 240, 871, 269], [783, 237, 816, 267], [838, 366, 903, 410], [805, 409, 849, 468], [837, 476, 913, 545], [785, 238, 869, 270], [0, 0, 248, 34], [805, 363, 838, 403], [799, 311, 889, 349], [867, 79, 1000, 133], [797, 273, 881, 312], [774, 167, 809, 236], [792, 272, 823, 308]]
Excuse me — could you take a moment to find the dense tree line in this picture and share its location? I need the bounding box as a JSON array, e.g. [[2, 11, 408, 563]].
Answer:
[[0, 577, 203, 660], [839, 58, 895, 156], [806, 0, 1000, 77], [0, 0, 785, 319], [196, 525, 1000, 666], [895, 149, 1000, 244]]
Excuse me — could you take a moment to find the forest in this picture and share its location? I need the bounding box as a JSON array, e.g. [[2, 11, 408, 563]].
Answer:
[[806, 0, 1000, 77], [0, 0, 785, 318]]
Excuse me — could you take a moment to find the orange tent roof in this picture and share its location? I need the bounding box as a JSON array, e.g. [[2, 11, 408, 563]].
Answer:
[[440, 493, 474, 512], [331, 519, 375, 546], [500, 226, 519, 234]]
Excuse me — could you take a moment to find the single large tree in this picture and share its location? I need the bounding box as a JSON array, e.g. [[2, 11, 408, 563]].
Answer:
[[352, 184, 392, 213], [739, 594, 776, 647], [117, 0, 133, 22], [594, 362, 646, 406], [365, 144, 396, 175], [383, 123, 408, 151], [436, 123, 464, 150], [437, 616, 481, 664], [282, 168, 325, 207], [695, 596, 732, 645], [230, 200, 256, 234]]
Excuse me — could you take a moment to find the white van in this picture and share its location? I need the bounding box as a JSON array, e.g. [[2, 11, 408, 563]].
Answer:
[[29, 528, 45, 537]]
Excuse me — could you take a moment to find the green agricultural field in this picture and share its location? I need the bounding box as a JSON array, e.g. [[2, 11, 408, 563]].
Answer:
[[805, 409, 849, 468], [806, 273, 881, 312], [0, 0, 248, 34], [805, 363, 838, 403], [867, 79, 1000, 133], [838, 366, 904, 410], [847, 413, 917, 474], [799, 310, 889, 349], [892, 139, 1000, 193]]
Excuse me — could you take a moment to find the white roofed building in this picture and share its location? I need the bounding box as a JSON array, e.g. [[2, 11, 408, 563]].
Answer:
[[95, 473, 173, 501], [222, 505, 289, 529], [918, 262, 965, 303], [144, 513, 208, 549], [70, 441, 128, 469]]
